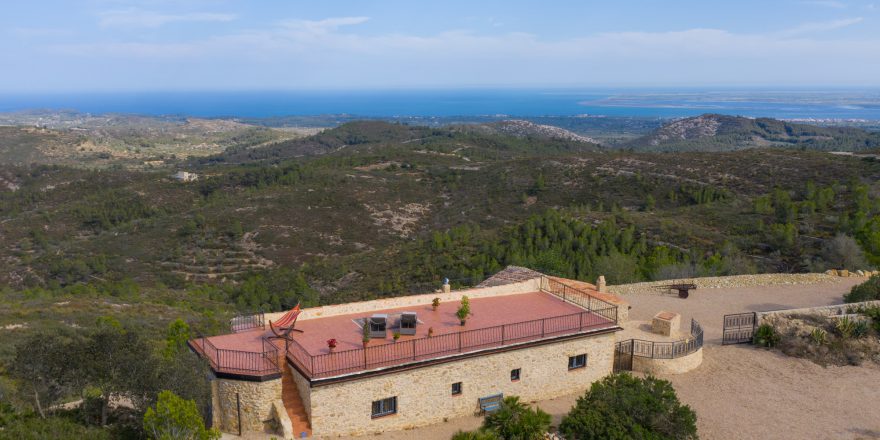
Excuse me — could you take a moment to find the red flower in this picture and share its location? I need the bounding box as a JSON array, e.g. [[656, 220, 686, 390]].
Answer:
[[327, 338, 338, 348]]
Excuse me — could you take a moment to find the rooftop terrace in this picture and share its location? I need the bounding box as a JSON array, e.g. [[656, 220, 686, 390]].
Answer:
[[190, 276, 621, 380]]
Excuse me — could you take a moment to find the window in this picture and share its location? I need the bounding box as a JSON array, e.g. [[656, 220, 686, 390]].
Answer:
[[510, 368, 521, 381], [451, 382, 462, 395], [371, 397, 397, 418], [568, 354, 588, 370]]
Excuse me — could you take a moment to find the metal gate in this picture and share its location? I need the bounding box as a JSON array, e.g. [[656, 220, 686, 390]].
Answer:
[[613, 340, 634, 372], [722, 312, 757, 345]]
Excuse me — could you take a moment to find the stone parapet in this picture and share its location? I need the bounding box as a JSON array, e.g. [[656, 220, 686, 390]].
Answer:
[[632, 347, 702, 375]]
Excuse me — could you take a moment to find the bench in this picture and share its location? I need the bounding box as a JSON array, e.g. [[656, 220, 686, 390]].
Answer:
[[478, 393, 503, 414]]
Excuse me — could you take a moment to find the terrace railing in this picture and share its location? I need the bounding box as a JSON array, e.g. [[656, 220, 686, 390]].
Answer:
[[541, 277, 620, 323], [230, 312, 265, 333], [192, 334, 280, 376], [286, 308, 618, 379], [628, 319, 704, 360]]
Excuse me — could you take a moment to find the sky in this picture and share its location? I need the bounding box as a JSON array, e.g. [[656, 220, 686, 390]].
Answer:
[[3, 0, 880, 92]]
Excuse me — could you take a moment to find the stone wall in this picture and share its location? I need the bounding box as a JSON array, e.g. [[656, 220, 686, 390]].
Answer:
[[756, 300, 880, 326], [289, 364, 312, 419], [306, 333, 616, 437], [212, 378, 282, 434], [632, 348, 703, 375], [609, 273, 838, 296]]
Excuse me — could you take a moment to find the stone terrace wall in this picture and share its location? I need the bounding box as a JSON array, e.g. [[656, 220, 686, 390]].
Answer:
[[609, 273, 839, 296], [308, 332, 616, 437], [756, 300, 880, 326], [266, 278, 543, 323]]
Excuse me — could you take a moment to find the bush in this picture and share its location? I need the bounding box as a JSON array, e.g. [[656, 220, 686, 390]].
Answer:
[[143, 390, 219, 440], [820, 234, 869, 271], [835, 316, 857, 339], [482, 396, 551, 440], [845, 275, 880, 303], [451, 429, 502, 440], [753, 324, 781, 348], [0, 414, 111, 440], [809, 328, 827, 345], [559, 373, 697, 440]]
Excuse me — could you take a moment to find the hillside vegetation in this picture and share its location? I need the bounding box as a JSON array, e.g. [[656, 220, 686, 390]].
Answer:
[[1, 117, 879, 438], [627, 114, 880, 152]]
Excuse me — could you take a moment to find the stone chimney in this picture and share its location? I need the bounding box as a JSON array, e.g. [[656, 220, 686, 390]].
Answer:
[[442, 278, 451, 293], [597, 275, 607, 293]]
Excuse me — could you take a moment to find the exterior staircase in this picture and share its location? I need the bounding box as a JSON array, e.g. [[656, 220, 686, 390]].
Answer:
[[280, 355, 312, 438]]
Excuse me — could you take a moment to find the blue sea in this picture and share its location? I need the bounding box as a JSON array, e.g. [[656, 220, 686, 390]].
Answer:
[[2, 89, 880, 120]]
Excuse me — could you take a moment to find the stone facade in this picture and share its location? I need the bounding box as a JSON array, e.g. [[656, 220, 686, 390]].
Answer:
[[305, 333, 616, 437], [632, 347, 702, 375], [651, 311, 681, 336], [212, 377, 282, 434]]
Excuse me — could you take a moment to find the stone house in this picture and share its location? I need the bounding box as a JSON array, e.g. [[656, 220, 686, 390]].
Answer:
[[189, 267, 628, 438]]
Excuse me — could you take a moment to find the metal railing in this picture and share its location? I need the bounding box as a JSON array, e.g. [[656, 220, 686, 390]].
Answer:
[[542, 277, 620, 323], [626, 319, 704, 360], [231, 312, 265, 333], [193, 334, 279, 376], [286, 307, 617, 379]]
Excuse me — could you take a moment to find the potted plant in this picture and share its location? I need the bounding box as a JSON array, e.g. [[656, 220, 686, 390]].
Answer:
[[393, 331, 401, 342], [428, 327, 434, 338], [456, 296, 471, 326], [432, 297, 441, 311], [327, 338, 338, 352], [362, 322, 371, 347]]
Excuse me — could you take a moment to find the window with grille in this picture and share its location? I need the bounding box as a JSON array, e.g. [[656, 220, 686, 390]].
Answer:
[[371, 397, 397, 418]]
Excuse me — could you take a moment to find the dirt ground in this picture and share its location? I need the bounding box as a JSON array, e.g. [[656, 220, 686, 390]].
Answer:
[[229, 277, 880, 440]]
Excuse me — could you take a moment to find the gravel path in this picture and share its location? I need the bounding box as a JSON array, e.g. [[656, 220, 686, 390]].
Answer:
[[268, 276, 880, 440]]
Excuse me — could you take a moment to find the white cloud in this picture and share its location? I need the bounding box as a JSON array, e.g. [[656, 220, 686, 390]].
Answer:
[[98, 9, 236, 28], [44, 16, 880, 88], [777, 17, 863, 37]]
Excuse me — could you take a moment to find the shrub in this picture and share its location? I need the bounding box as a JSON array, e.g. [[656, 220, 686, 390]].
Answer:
[[456, 296, 471, 322], [482, 396, 551, 440], [451, 429, 501, 440], [845, 275, 880, 303], [753, 324, 781, 348], [559, 373, 697, 440], [862, 306, 880, 332], [836, 316, 856, 339], [809, 328, 827, 345], [0, 414, 111, 440], [852, 320, 870, 339], [143, 390, 220, 440]]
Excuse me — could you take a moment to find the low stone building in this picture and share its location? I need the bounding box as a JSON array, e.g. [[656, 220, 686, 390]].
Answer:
[[189, 267, 627, 438]]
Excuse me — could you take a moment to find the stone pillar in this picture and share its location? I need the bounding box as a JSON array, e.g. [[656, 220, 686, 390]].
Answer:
[[442, 278, 451, 293], [597, 276, 607, 293]]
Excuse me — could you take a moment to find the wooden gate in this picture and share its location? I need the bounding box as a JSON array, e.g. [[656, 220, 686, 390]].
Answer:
[[613, 340, 634, 372], [722, 312, 757, 345]]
